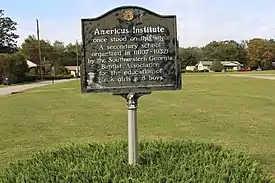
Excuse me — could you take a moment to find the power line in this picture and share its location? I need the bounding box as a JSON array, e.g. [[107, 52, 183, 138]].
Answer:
[[16, 25, 36, 32]]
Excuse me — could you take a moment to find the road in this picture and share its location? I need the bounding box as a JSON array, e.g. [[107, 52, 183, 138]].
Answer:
[[0, 79, 77, 95], [226, 74, 275, 80]]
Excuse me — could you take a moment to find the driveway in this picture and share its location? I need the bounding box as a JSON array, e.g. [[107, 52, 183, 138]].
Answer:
[[0, 79, 78, 95]]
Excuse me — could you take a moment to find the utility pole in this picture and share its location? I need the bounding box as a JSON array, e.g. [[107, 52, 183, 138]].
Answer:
[[36, 19, 42, 80], [76, 40, 79, 77]]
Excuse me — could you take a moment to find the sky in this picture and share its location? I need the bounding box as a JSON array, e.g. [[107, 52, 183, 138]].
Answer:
[[2, 0, 275, 47]]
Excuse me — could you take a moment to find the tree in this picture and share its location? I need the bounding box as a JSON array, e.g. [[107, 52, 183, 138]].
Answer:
[[202, 40, 247, 65], [21, 35, 83, 76], [246, 38, 274, 70], [62, 42, 81, 66], [201, 41, 220, 60], [0, 51, 28, 82], [262, 50, 273, 70], [21, 35, 55, 65], [0, 10, 19, 53], [210, 60, 224, 72], [51, 40, 65, 69], [179, 47, 202, 69]]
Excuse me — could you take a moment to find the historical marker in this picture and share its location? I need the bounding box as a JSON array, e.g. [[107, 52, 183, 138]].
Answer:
[[81, 6, 181, 165]]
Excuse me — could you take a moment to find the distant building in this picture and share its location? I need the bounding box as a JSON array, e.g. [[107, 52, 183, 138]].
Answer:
[[65, 66, 80, 77], [196, 61, 243, 71], [185, 66, 196, 71]]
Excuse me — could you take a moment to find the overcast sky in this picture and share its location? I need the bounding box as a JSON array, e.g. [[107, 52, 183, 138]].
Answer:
[[2, 0, 275, 47]]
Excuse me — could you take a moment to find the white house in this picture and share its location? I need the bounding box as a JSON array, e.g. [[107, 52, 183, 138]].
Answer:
[[64, 66, 80, 77], [196, 61, 243, 71], [185, 66, 196, 71]]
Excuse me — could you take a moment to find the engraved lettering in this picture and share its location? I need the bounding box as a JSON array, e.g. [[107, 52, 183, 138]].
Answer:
[[81, 6, 181, 93]]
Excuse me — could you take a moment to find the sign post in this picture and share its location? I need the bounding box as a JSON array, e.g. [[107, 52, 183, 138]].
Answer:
[[127, 93, 138, 165], [80, 6, 181, 165], [117, 92, 150, 165]]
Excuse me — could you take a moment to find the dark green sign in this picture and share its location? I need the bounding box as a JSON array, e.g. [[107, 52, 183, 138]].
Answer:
[[81, 6, 181, 94]]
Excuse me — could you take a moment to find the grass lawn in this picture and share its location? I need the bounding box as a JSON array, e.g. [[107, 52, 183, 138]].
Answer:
[[185, 69, 275, 76], [0, 75, 275, 176]]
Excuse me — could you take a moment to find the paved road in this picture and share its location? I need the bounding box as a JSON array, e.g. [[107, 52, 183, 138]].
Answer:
[[0, 79, 77, 95]]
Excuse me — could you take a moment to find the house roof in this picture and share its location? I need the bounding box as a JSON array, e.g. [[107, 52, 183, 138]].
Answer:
[[198, 61, 212, 66], [198, 61, 243, 67], [65, 66, 78, 71], [27, 60, 37, 68]]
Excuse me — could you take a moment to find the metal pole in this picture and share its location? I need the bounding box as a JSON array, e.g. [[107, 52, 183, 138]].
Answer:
[[126, 93, 138, 165], [36, 19, 42, 80], [115, 92, 151, 165], [76, 40, 79, 77]]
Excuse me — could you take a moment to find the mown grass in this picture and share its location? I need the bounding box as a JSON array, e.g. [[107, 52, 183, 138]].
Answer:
[[0, 140, 272, 182], [0, 75, 275, 176], [185, 70, 275, 75]]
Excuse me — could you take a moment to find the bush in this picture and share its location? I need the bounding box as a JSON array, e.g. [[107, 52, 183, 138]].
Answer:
[[0, 140, 272, 182], [185, 69, 209, 73], [20, 74, 37, 82], [0, 52, 28, 84], [42, 74, 73, 80], [210, 60, 225, 72]]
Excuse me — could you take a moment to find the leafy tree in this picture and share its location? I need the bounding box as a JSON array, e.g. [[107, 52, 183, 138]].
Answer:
[[262, 50, 273, 70], [179, 47, 202, 69], [10, 51, 28, 78], [0, 10, 19, 53], [201, 41, 220, 60], [210, 60, 224, 72], [21, 35, 55, 65], [51, 40, 65, 70], [62, 42, 81, 66], [21, 35, 82, 75], [0, 51, 28, 82], [246, 38, 274, 70], [202, 40, 247, 64]]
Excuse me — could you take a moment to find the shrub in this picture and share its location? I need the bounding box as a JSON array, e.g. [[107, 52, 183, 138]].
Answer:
[[20, 74, 37, 82], [0, 140, 272, 182], [225, 70, 234, 72], [56, 67, 70, 75], [0, 52, 28, 84], [185, 70, 199, 73], [185, 69, 209, 73], [42, 74, 73, 80], [210, 60, 225, 72]]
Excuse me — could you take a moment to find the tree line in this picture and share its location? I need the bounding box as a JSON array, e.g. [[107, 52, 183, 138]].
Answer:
[[180, 39, 275, 70], [0, 10, 81, 83], [1, 9, 275, 83]]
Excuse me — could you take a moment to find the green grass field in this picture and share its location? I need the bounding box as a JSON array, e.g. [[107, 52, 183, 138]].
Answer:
[[0, 74, 275, 176], [185, 70, 275, 75]]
